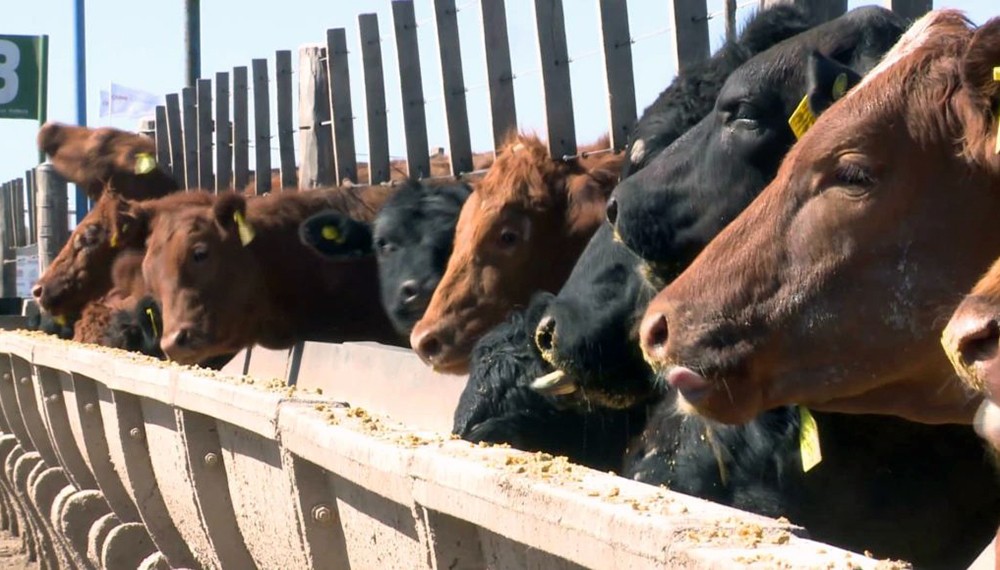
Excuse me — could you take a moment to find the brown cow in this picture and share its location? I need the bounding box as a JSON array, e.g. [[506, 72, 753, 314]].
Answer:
[[133, 186, 399, 364], [38, 122, 179, 201], [409, 132, 623, 374], [638, 10, 1000, 425]]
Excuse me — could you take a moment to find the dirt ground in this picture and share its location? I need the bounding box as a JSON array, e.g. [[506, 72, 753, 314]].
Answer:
[[0, 530, 35, 569]]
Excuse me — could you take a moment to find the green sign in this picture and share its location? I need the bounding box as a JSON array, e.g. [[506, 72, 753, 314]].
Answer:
[[0, 34, 47, 120]]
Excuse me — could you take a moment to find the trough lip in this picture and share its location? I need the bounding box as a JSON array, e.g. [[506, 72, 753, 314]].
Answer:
[[0, 329, 911, 569]]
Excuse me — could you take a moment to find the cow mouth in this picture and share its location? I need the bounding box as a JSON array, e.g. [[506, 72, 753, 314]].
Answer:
[[654, 363, 761, 424]]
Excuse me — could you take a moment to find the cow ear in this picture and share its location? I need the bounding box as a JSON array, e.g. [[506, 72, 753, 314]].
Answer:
[[806, 50, 862, 116], [299, 210, 373, 260], [962, 17, 1000, 159], [213, 193, 254, 245]]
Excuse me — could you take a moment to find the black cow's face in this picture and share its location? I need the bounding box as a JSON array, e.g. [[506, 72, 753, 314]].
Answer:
[[373, 182, 471, 336], [532, 224, 657, 407], [609, 62, 799, 274]]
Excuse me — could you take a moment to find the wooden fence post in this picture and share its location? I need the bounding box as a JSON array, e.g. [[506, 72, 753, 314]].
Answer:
[[233, 66, 250, 192], [275, 50, 298, 190], [671, 0, 710, 74], [392, 1, 432, 179], [326, 28, 359, 185], [0, 182, 13, 297], [480, 0, 517, 150], [215, 71, 232, 192], [886, 0, 932, 20], [33, 162, 68, 274], [298, 45, 334, 188], [724, 0, 738, 42], [182, 86, 199, 189], [24, 169, 35, 245], [252, 58, 273, 194], [165, 94, 186, 188], [154, 105, 172, 178], [534, 0, 576, 158], [12, 180, 25, 248], [197, 78, 215, 191], [358, 13, 391, 185], [598, 0, 637, 151], [433, 0, 473, 176]]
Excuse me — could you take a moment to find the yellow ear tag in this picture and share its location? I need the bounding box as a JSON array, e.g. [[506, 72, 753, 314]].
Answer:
[[233, 210, 255, 246], [321, 225, 345, 244], [831, 72, 848, 101], [135, 153, 157, 175], [145, 307, 159, 338], [993, 67, 1000, 155], [788, 94, 817, 140], [53, 315, 67, 327], [110, 232, 119, 249], [799, 407, 822, 472]]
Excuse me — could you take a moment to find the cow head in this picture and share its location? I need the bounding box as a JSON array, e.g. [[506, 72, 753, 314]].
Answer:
[[409, 132, 622, 373], [136, 192, 263, 364], [32, 192, 144, 318]]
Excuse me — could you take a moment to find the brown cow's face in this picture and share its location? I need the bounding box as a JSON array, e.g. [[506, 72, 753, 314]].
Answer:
[[409, 135, 620, 374], [141, 194, 263, 365], [943, 258, 1000, 400], [640, 12, 1000, 425], [33, 193, 139, 317]]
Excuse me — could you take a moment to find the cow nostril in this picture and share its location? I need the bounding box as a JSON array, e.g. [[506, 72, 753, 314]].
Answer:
[[174, 328, 191, 348], [959, 320, 1000, 367], [414, 331, 443, 362], [535, 315, 557, 353], [399, 280, 420, 305], [641, 313, 669, 357], [606, 197, 619, 226], [31, 284, 43, 299]]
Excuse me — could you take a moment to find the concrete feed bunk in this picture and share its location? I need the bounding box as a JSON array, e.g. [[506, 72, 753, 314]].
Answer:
[[0, 330, 910, 569]]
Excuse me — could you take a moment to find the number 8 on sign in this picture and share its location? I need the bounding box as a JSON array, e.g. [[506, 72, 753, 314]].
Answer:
[[0, 40, 20, 105]]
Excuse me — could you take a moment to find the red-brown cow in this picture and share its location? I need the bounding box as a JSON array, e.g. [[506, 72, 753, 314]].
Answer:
[[37, 122, 178, 201], [410, 132, 623, 373], [639, 10, 1000, 425], [133, 186, 400, 364]]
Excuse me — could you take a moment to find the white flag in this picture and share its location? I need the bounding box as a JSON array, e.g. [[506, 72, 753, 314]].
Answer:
[[99, 82, 163, 118]]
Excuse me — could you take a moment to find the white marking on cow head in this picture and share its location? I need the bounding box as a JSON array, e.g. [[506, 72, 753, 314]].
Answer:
[[629, 138, 646, 164]]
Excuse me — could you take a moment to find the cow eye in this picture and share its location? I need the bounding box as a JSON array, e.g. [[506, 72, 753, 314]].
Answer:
[[728, 102, 759, 129], [498, 228, 519, 248], [834, 163, 876, 198], [374, 237, 393, 255], [191, 244, 209, 263]]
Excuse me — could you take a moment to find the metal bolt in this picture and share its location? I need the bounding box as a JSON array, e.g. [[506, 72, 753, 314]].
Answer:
[[311, 504, 333, 525], [2, 373, 9, 382], [129, 427, 143, 441], [18, 377, 27, 385], [203, 453, 219, 467], [46, 394, 60, 403], [84, 403, 95, 414]]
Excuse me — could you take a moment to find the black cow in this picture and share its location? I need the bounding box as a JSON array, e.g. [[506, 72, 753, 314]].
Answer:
[[453, 293, 649, 472], [300, 179, 472, 336], [25, 312, 75, 340], [103, 297, 235, 369]]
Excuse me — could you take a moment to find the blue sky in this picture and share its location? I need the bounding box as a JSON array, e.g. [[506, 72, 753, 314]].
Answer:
[[1, 0, 995, 196]]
